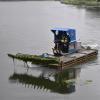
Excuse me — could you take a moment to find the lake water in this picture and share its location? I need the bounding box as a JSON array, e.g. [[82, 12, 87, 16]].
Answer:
[[0, 1, 100, 100]]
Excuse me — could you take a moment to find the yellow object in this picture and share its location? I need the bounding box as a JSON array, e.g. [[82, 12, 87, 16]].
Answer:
[[61, 36, 68, 43]]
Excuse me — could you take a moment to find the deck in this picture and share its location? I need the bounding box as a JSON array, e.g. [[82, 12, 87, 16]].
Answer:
[[49, 49, 98, 69], [8, 49, 98, 69]]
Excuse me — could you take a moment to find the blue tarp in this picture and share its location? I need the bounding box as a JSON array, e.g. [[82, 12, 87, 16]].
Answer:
[[51, 28, 75, 32], [51, 28, 76, 43]]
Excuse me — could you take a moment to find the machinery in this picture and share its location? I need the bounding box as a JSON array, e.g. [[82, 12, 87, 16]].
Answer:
[[51, 28, 77, 55]]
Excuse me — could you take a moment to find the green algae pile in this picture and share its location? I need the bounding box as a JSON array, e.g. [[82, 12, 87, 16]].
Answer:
[[8, 53, 59, 65]]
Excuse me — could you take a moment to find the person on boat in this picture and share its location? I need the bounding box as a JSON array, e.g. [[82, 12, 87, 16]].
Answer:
[[53, 32, 63, 55], [61, 34, 70, 53], [53, 31, 70, 55]]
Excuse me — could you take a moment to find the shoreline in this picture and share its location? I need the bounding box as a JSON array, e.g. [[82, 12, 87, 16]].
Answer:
[[0, 0, 100, 8], [0, 0, 57, 1], [60, 0, 100, 8]]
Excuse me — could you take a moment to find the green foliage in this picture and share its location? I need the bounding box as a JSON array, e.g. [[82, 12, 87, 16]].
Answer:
[[62, 0, 100, 6], [8, 53, 59, 65]]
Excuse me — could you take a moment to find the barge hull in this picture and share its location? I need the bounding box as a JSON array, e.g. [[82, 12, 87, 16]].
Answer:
[[8, 49, 98, 69], [50, 50, 98, 69]]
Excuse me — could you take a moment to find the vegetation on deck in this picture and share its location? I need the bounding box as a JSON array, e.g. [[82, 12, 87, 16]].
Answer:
[[8, 49, 98, 68], [8, 53, 59, 65]]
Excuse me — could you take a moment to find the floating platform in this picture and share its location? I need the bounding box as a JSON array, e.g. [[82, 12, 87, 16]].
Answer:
[[50, 49, 98, 69], [8, 49, 98, 69], [7, 28, 98, 69]]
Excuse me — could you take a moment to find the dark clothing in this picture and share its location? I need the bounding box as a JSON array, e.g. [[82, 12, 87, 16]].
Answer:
[[54, 32, 70, 54]]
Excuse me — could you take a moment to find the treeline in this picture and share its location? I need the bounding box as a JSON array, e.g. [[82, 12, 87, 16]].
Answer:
[[61, 0, 100, 6], [61, 0, 100, 2], [0, 0, 59, 1]]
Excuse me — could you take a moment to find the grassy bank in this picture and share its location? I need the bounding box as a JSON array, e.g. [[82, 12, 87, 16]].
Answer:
[[61, 0, 100, 7]]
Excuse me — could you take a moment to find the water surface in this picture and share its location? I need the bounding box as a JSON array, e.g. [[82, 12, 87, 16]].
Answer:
[[0, 1, 100, 100]]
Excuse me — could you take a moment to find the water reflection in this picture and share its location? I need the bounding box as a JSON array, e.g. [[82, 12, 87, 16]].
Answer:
[[9, 64, 81, 94], [86, 7, 100, 19]]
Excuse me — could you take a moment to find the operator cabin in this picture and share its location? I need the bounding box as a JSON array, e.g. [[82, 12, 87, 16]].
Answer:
[[51, 28, 77, 56]]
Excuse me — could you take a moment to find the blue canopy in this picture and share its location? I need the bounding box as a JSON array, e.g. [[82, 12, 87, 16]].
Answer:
[[51, 28, 76, 43], [51, 28, 75, 32]]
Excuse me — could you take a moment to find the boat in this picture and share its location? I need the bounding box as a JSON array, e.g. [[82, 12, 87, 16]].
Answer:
[[8, 28, 98, 69]]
